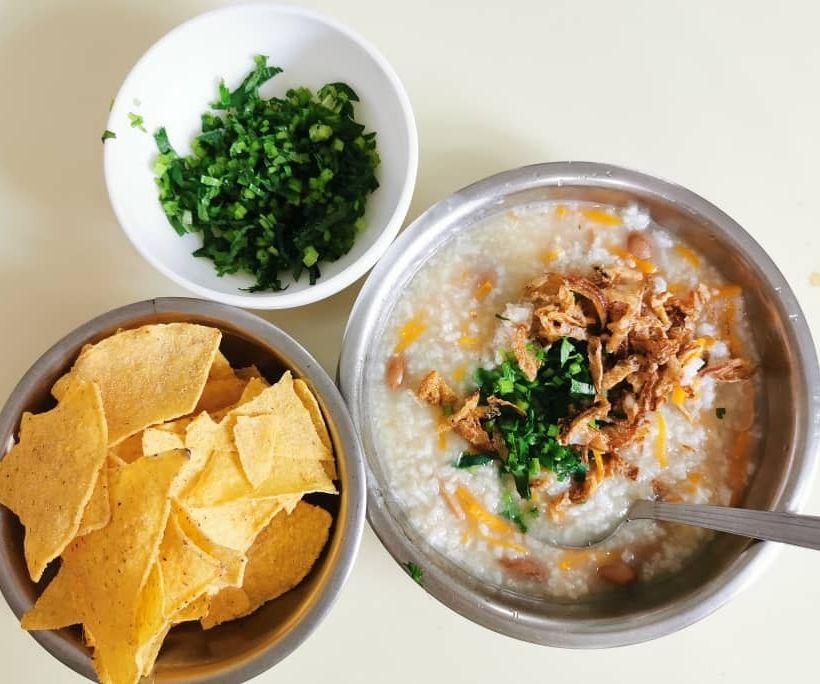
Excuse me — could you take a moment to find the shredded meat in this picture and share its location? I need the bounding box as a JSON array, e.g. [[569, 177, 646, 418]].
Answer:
[[487, 395, 526, 416], [588, 336, 604, 394], [605, 452, 640, 480], [417, 370, 458, 406], [569, 468, 600, 503], [448, 391, 496, 451], [559, 399, 611, 447], [601, 356, 642, 390], [512, 324, 539, 381], [700, 358, 755, 382], [533, 308, 589, 343], [564, 275, 609, 327], [604, 281, 644, 353]]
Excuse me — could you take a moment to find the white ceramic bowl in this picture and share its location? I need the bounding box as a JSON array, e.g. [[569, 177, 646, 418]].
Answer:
[[104, 3, 417, 309]]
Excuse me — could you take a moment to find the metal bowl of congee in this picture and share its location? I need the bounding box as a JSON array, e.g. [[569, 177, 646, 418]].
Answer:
[[339, 161, 820, 647]]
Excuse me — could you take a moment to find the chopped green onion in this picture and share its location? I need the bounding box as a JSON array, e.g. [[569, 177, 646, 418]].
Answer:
[[127, 112, 146, 132]]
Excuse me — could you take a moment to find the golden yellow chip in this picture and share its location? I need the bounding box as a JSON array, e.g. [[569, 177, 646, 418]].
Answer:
[[76, 463, 110, 537], [134, 562, 168, 677], [0, 379, 108, 581], [172, 593, 211, 625], [202, 502, 331, 629], [139, 624, 171, 678], [52, 323, 221, 445], [293, 379, 337, 480], [236, 376, 270, 405], [232, 414, 279, 487], [244, 373, 329, 460], [172, 413, 231, 498], [180, 497, 284, 552], [208, 351, 235, 380], [235, 365, 263, 381], [109, 433, 143, 464], [182, 447, 252, 507], [194, 375, 248, 415], [292, 379, 332, 452], [158, 512, 223, 619], [173, 504, 247, 590], [143, 418, 191, 456], [22, 450, 187, 684], [253, 456, 337, 499]]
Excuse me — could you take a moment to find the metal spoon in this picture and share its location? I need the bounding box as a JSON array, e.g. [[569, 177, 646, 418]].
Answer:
[[547, 500, 820, 550]]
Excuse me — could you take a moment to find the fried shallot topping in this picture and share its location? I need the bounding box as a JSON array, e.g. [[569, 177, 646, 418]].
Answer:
[[417, 370, 458, 406], [512, 324, 540, 381], [446, 391, 496, 452]]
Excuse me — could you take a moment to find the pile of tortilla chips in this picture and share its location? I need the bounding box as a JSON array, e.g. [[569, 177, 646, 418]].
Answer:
[[0, 323, 337, 684]]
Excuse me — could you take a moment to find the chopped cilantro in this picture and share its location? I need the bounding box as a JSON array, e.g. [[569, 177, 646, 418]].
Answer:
[[441, 403, 455, 417], [127, 112, 146, 132], [716, 407, 726, 419], [101, 129, 116, 143], [405, 561, 424, 585], [152, 55, 379, 291], [457, 337, 593, 499]]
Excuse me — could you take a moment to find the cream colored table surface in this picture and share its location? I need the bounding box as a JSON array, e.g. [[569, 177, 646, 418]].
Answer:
[[1, 0, 819, 682]]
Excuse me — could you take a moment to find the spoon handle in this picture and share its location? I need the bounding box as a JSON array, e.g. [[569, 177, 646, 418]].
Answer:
[[628, 500, 820, 551]]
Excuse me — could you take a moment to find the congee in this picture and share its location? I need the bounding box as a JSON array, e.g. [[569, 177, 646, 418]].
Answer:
[[370, 202, 760, 598]]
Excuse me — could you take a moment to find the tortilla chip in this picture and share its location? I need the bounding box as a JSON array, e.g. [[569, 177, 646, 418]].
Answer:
[[173, 504, 247, 590], [22, 450, 186, 684], [139, 625, 171, 678], [172, 593, 211, 624], [279, 493, 302, 514], [231, 372, 331, 462], [292, 379, 332, 452], [194, 375, 248, 415], [76, 463, 110, 537], [182, 448, 252, 507], [180, 497, 284, 552], [208, 351, 235, 380], [142, 430, 185, 456], [202, 502, 331, 629], [235, 365, 263, 381], [237, 376, 270, 405], [232, 414, 279, 487], [253, 457, 337, 499], [158, 512, 223, 619], [109, 433, 143, 464], [293, 379, 337, 480], [0, 379, 108, 580], [172, 413, 231, 498], [142, 425, 186, 456], [134, 562, 168, 677], [52, 323, 221, 444]]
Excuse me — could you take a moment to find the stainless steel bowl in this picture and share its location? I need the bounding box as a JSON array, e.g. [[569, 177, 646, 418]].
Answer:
[[0, 298, 366, 682], [339, 161, 820, 648]]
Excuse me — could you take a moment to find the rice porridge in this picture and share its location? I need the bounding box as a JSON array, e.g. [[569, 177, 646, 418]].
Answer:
[[369, 202, 760, 598]]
